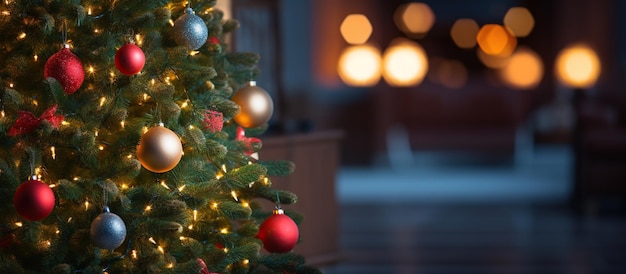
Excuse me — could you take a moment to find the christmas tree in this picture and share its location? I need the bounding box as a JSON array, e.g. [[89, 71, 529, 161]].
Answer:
[[0, 0, 319, 273]]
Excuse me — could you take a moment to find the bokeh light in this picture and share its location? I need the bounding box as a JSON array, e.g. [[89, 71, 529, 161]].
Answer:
[[394, 3, 435, 38], [503, 7, 535, 38], [500, 47, 544, 89], [382, 39, 429, 87], [450, 18, 479, 49], [337, 44, 382, 87], [477, 48, 510, 69], [555, 44, 601, 88], [340, 14, 373, 45], [476, 24, 516, 56], [437, 59, 468, 89]]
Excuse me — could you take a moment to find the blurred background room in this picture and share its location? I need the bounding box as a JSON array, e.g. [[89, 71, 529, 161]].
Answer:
[[224, 0, 626, 273]]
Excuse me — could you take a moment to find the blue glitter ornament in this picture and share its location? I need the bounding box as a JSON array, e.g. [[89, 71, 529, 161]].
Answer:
[[90, 206, 127, 250], [173, 8, 208, 50]]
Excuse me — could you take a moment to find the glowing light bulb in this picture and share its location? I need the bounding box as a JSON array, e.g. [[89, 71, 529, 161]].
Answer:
[[193, 209, 198, 221], [50, 146, 56, 159]]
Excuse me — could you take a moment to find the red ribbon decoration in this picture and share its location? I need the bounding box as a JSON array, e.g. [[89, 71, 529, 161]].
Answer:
[[8, 104, 64, 136], [235, 126, 261, 156]]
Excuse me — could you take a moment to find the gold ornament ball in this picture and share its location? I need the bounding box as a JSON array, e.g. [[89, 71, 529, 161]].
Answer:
[[232, 81, 274, 128], [136, 125, 183, 173]]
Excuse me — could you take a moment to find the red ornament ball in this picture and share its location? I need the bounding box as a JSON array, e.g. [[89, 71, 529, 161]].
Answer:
[[13, 179, 55, 221], [44, 46, 85, 94], [115, 43, 145, 76], [257, 210, 299, 253]]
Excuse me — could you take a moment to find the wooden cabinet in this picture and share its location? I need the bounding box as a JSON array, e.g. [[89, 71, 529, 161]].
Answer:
[[258, 130, 343, 266]]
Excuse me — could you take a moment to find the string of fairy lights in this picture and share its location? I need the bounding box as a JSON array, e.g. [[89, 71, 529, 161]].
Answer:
[[1, 0, 278, 272]]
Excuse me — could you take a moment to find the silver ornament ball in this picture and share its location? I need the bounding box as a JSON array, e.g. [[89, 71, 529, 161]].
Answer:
[[90, 206, 127, 250], [173, 8, 208, 50]]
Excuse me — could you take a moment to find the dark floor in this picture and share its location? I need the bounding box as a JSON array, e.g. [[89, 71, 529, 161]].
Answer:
[[322, 203, 626, 274], [320, 146, 626, 274]]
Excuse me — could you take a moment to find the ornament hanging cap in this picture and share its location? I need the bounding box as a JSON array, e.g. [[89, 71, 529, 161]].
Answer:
[[273, 191, 283, 214], [102, 206, 111, 213], [249, 80, 257, 87], [185, 7, 194, 14]]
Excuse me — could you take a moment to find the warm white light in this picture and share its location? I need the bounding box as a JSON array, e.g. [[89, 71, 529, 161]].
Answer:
[[193, 209, 198, 221], [99, 97, 106, 107], [382, 39, 429, 87], [337, 44, 382, 87], [503, 7, 535, 38], [340, 14, 373, 45], [17, 32, 26, 39], [500, 47, 544, 89], [220, 228, 228, 234], [450, 19, 479, 49], [477, 24, 516, 57], [555, 44, 601, 88], [50, 146, 56, 159], [231, 191, 238, 201], [394, 3, 435, 37]]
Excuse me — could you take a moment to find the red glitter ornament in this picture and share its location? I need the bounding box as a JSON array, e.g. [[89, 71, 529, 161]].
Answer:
[[13, 178, 55, 221], [257, 209, 299, 253], [115, 43, 145, 76], [203, 110, 223, 133], [44, 45, 84, 94]]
